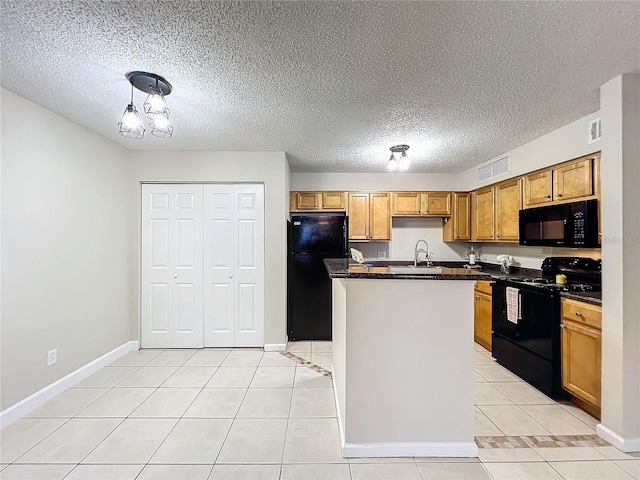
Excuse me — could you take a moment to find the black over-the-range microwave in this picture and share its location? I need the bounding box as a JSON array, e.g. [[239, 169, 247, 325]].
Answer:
[[519, 199, 599, 248]]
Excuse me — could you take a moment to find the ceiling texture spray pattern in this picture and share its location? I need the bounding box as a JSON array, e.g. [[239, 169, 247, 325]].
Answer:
[[1, 1, 639, 172]]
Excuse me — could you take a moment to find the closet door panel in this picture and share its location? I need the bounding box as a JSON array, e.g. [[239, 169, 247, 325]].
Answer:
[[204, 185, 236, 347], [142, 184, 204, 348]]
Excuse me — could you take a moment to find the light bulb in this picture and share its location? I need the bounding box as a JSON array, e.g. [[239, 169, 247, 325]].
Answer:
[[153, 114, 169, 129], [398, 151, 409, 171], [122, 107, 140, 128], [387, 154, 398, 171], [144, 92, 169, 120]]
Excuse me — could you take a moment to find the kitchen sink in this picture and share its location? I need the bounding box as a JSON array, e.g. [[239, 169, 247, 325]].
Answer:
[[388, 266, 443, 274]]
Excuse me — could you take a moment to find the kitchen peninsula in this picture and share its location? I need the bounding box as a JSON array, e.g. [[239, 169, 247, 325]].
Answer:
[[324, 259, 490, 458]]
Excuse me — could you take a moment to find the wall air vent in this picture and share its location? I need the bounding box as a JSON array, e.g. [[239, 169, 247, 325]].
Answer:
[[588, 117, 601, 144], [478, 155, 510, 183]]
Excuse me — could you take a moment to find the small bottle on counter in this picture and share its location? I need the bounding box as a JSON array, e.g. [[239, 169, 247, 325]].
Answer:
[[469, 246, 476, 265]]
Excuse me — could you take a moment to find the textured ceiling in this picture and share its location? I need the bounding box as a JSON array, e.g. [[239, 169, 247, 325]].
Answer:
[[1, 1, 639, 173]]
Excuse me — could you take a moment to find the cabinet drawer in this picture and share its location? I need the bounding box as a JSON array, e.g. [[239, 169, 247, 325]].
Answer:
[[562, 298, 601, 330], [474, 280, 493, 295]]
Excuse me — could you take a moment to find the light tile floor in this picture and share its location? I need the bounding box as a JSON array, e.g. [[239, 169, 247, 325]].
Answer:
[[0, 342, 638, 479]]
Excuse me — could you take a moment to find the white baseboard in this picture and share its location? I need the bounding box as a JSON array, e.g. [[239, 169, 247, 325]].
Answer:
[[264, 343, 287, 352], [597, 423, 640, 453], [1, 340, 138, 429], [342, 441, 478, 458]]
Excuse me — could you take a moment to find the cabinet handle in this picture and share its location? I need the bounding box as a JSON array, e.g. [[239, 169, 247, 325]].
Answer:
[[496, 235, 500, 238], [545, 195, 551, 199], [560, 324, 565, 329], [556, 193, 562, 197], [575, 311, 583, 317]]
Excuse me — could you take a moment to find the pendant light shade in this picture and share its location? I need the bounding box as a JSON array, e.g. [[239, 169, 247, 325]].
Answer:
[[118, 103, 145, 139], [143, 91, 170, 121]]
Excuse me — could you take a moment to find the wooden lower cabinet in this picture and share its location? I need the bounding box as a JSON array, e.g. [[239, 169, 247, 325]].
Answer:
[[473, 281, 492, 351], [561, 298, 602, 419]]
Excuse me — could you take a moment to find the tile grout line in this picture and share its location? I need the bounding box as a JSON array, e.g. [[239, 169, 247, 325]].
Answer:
[[210, 349, 263, 470]]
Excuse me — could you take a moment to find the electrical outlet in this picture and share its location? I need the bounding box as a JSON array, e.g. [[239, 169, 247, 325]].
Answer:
[[47, 349, 57, 367], [377, 251, 387, 259]]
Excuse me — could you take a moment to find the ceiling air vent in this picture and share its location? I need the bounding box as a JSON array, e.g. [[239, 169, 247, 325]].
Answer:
[[588, 117, 601, 144], [478, 155, 510, 183]]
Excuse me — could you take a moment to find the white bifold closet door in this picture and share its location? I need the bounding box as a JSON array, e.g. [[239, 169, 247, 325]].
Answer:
[[203, 184, 264, 347], [141, 184, 204, 348], [142, 183, 264, 348]]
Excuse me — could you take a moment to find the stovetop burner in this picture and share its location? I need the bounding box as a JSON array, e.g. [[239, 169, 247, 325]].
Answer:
[[564, 283, 599, 292]]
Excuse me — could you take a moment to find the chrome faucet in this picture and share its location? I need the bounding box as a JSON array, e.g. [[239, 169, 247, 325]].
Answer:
[[414, 239, 432, 267]]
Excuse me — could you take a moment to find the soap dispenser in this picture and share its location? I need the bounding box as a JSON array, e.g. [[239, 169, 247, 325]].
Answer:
[[468, 246, 476, 265]]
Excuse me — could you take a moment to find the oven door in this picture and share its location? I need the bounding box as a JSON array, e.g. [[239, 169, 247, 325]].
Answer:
[[492, 283, 559, 361]]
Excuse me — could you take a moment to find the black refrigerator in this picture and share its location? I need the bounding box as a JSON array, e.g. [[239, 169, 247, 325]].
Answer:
[[287, 214, 349, 341]]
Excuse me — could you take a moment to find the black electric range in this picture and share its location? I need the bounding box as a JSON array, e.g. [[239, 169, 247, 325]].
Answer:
[[491, 257, 601, 399]]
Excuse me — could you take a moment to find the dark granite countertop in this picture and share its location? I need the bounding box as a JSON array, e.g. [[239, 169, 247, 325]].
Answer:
[[324, 258, 492, 280], [560, 291, 602, 306]]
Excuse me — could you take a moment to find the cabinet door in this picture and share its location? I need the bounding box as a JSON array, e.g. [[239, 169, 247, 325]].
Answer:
[[348, 193, 370, 240], [296, 192, 320, 210], [554, 158, 593, 201], [562, 321, 601, 409], [424, 192, 451, 215], [474, 187, 495, 241], [392, 192, 422, 215], [523, 170, 553, 208], [444, 192, 470, 241], [369, 193, 391, 240], [495, 179, 521, 242], [473, 286, 492, 351], [321, 192, 345, 210]]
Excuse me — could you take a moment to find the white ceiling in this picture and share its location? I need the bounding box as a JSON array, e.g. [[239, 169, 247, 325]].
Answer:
[[1, 1, 639, 173]]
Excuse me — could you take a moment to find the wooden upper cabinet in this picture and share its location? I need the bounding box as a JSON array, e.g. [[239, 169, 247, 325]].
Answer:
[[495, 179, 522, 242], [554, 158, 593, 201], [347, 193, 370, 240], [294, 192, 320, 210], [424, 192, 451, 215], [443, 192, 470, 242], [347, 192, 391, 241], [392, 192, 451, 216], [369, 193, 391, 240], [321, 192, 346, 210], [523, 170, 553, 208], [392, 192, 422, 215], [291, 191, 346, 211], [523, 155, 596, 208], [474, 187, 495, 241]]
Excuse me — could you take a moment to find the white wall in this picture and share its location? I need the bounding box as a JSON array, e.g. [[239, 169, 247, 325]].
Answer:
[[598, 74, 640, 451], [0, 89, 133, 410], [128, 151, 289, 347], [456, 112, 602, 192], [291, 172, 458, 191]]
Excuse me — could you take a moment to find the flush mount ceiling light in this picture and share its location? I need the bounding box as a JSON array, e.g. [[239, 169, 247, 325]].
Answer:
[[118, 71, 174, 139], [388, 144, 410, 171]]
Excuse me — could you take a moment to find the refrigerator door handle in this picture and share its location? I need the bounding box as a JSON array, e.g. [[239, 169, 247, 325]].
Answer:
[[343, 220, 349, 255]]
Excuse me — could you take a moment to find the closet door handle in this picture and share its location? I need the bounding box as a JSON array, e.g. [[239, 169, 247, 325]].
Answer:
[[173, 274, 178, 279], [229, 274, 234, 279]]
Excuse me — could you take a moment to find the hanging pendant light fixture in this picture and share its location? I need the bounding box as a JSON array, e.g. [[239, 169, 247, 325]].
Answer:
[[118, 71, 174, 139], [388, 144, 410, 171], [117, 83, 145, 139]]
